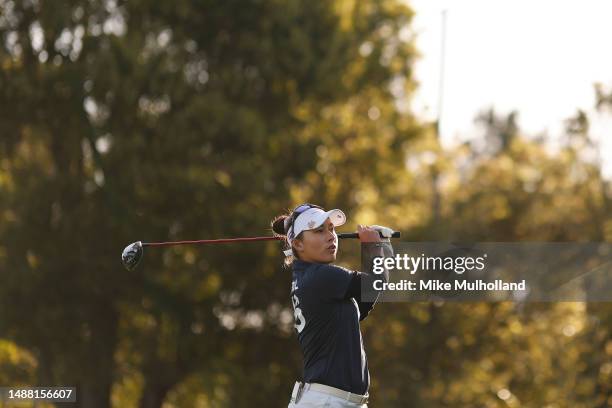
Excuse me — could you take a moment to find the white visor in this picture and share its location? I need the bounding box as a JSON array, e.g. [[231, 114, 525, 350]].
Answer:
[[284, 207, 346, 256]]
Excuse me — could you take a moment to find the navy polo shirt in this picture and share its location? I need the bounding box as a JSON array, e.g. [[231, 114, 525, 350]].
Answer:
[[290, 259, 376, 395]]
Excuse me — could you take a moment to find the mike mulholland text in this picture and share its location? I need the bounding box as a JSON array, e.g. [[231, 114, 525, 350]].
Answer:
[[373, 279, 527, 291]]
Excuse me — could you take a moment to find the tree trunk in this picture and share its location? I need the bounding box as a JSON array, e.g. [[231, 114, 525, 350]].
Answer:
[[138, 381, 173, 408], [56, 304, 118, 408]]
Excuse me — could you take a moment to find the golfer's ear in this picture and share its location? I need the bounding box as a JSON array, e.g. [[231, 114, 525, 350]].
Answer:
[[293, 239, 304, 253]]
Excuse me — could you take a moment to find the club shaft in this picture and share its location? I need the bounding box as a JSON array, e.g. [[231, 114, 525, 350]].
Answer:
[[143, 236, 280, 247], [141, 231, 400, 247], [338, 231, 401, 239]]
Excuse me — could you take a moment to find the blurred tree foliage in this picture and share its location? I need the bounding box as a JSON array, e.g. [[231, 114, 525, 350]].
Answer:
[[0, 0, 610, 407], [366, 107, 611, 407], [0, 0, 419, 407]]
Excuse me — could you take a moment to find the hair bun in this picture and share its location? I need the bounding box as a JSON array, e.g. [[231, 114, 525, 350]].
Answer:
[[271, 215, 288, 236]]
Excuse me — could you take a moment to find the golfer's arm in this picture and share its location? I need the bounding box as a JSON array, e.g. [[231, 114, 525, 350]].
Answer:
[[345, 242, 393, 303], [362, 241, 393, 283]]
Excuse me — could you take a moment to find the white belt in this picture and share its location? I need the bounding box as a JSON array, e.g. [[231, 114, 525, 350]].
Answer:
[[291, 381, 369, 404]]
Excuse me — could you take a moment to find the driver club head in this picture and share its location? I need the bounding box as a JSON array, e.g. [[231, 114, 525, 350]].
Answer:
[[122, 241, 143, 271]]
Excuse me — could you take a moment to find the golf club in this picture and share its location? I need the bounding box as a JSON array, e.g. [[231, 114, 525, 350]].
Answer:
[[121, 231, 400, 271]]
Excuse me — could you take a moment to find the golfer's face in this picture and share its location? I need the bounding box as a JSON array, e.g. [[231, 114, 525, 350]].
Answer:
[[300, 218, 338, 264]]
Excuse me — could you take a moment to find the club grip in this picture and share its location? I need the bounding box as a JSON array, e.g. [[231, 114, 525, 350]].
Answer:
[[338, 231, 401, 239]]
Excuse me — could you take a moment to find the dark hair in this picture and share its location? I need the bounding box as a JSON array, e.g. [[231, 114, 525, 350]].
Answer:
[[271, 213, 296, 266], [271, 214, 289, 236], [271, 203, 324, 266]]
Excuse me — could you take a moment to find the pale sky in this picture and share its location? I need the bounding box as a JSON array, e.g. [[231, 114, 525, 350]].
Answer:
[[407, 0, 612, 177]]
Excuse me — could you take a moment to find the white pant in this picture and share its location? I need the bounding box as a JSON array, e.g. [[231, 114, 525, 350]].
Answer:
[[288, 389, 368, 408]]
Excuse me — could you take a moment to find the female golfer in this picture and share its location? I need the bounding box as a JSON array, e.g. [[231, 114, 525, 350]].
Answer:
[[272, 203, 393, 407]]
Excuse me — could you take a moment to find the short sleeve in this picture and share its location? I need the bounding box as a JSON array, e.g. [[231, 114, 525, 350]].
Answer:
[[343, 273, 379, 321], [310, 264, 355, 301]]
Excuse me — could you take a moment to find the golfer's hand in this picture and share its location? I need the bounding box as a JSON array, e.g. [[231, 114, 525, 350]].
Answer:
[[371, 225, 393, 242], [357, 225, 383, 243]]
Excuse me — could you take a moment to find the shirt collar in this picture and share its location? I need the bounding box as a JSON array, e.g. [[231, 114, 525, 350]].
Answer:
[[292, 259, 314, 270], [293, 259, 336, 270]]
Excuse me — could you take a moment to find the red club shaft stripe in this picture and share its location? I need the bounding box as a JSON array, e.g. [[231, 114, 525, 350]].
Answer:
[[142, 236, 282, 247]]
